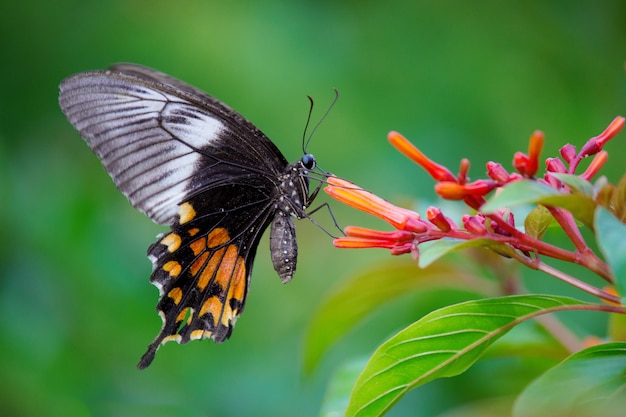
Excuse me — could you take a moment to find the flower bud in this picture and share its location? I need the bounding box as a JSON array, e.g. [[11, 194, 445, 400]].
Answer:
[[486, 161, 510, 183], [559, 144, 577, 164]]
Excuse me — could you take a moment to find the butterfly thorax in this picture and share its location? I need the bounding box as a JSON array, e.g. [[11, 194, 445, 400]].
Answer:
[[274, 156, 314, 218], [270, 154, 315, 283]]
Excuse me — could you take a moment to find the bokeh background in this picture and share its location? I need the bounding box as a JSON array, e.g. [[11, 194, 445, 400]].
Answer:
[[1, 1, 625, 416]]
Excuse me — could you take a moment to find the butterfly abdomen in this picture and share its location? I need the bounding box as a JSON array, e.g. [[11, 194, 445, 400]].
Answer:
[[270, 213, 298, 283]]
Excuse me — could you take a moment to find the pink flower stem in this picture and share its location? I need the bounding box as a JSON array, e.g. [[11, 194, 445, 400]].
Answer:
[[512, 253, 621, 304], [486, 213, 613, 282], [538, 263, 621, 304], [545, 206, 613, 282], [568, 154, 584, 174], [546, 207, 588, 252]]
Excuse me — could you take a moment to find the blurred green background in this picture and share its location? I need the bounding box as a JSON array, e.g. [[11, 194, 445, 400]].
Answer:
[[1, 1, 625, 416]]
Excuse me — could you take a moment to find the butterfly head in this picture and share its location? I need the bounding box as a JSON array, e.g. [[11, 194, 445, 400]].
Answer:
[[301, 153, 316, 171]]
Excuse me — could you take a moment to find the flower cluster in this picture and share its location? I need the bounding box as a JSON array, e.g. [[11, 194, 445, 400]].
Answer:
[[324, 117, 624, 303]]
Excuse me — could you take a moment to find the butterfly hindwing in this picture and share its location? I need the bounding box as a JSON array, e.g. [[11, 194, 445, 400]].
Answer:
[[139, 182, 276, 368]]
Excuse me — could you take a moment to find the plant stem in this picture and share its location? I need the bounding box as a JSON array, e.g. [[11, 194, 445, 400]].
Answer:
[[487, 213, 613, 282], [523, 258, 621, 304], [546, 207, 587, 253]]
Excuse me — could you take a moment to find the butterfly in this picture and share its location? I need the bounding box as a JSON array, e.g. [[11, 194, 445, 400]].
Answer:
[[59, 63, 327, 369]]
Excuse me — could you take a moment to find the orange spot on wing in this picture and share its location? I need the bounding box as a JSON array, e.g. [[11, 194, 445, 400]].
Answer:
[[162, 334, 182, 344], [220, 245, 247, 326], [190, 329, 211, 340], [160, 233, 182, 252], [188, 227, 200, 236], [199, 297, 222, 327], [190, 252, 209, 276], [189, 237, 206, 256], [168, 287, 183, 304], [178, 202, 196, 224], [213, 245, 238, 290], [195, 244, 247, 327], [163, 261, 182, 277], [176, 307, 191, 323], [197, 247, 226, 290], [207, 228, 230, 248]]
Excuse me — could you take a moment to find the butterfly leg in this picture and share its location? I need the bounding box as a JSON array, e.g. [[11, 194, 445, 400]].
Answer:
[[304, 202, 345, 238]]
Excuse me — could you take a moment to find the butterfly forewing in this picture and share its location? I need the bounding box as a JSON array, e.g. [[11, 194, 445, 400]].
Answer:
[[59, 64, 317, 368], [59, 70, 286, 225]]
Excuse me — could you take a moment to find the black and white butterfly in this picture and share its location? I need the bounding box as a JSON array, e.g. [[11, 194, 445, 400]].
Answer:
[[59, 63, 328, 368]]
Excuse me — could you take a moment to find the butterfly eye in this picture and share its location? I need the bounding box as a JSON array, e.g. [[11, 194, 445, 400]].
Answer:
[[301, 153, 316, 170]]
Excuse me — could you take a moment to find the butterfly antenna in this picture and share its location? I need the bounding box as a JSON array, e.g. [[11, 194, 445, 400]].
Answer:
[[301, 96, 315, 154], [302, 88, 339, 153]]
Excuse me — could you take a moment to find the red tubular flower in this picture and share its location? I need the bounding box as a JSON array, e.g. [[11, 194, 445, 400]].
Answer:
[[333, 237, 403, 250], [546, 157, 567, 173], [426, 206, 451, 232], [324, 176, 427, 233], [390, 243, 414, 256], [434, 182, 465, 200], [333, 226, 415, 250], [388, 131, 457, 182], [579, 116, 625, 157], [579, 151, 608, 181], [526, 130, 544, 177], [513, 152, 530, 176], [595, 116, 625, 147], [486, 161, 510, 183], [458, 158, 470, 184], [559, 144, 577, 164], [462, 214, 488, 235], [435, 179, 496, 200], [344, 226, 415, 242], [463, 194, 487, 211], [544, 173, 562, 189]]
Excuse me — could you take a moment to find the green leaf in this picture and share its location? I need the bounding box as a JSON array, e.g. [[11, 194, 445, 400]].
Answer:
[[607, 312, 626, 342], [418, 238, 517, 268], [523, 205, 552, 240], [345, 295, 589, 417], [610, 174, 626, 222], [480, 180, 596, 227], [513, 342, 626, 417], [319, 359, 367, 417], [549, 173, 595, 197], [537, 194, 596, 228], [303, 260, 497, 374], [595, 207, 626, 299], [481, 180, 558, 213], [484, 320, 569, 361]]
